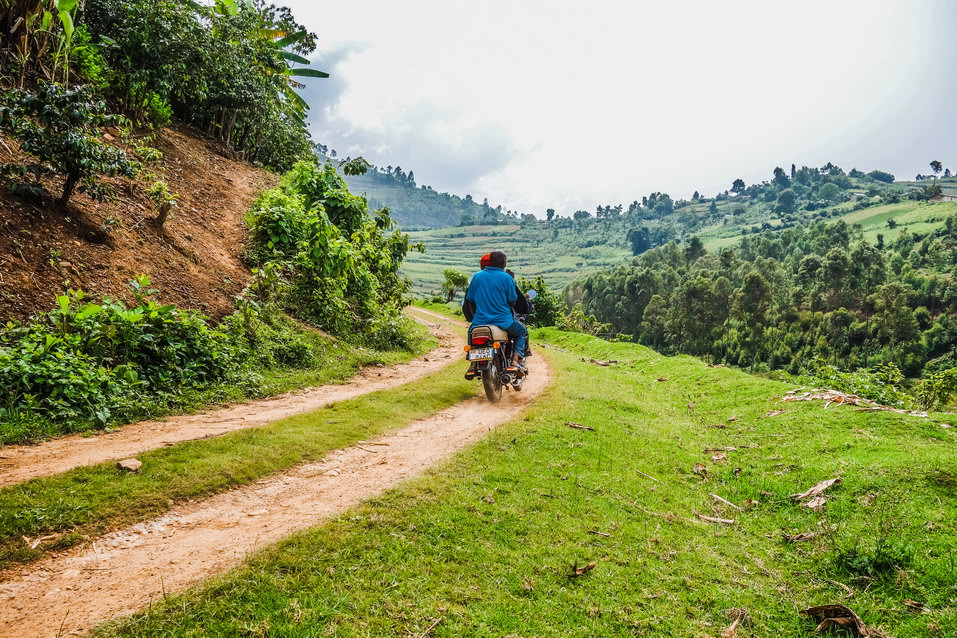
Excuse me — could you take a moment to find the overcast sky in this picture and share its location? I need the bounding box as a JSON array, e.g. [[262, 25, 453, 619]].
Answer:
[[283, 0, 955, 217]]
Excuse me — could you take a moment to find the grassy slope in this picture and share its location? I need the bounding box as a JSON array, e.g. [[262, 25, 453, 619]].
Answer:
[[0, 354, 472, 569], [97, 330, 956, 637]]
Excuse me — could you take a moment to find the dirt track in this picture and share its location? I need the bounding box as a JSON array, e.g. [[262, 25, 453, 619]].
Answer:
[[0, 310, 550, 637], [0, 308, 460, 488]]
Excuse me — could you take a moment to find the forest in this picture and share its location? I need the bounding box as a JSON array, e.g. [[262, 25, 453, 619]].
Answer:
[[571, 213, 957, 404]]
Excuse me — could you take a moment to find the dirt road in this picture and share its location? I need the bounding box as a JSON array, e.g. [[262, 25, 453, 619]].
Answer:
[[0, 308, 460, 488], [0, 309, 551, 637]]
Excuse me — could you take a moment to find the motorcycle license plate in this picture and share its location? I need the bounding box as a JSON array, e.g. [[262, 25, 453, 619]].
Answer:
[[468, 347, 494, 361]]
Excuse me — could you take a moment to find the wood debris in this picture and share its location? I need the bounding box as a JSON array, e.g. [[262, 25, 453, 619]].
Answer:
[[693, 462, 708, 477], [655, 376, 668, 382], [710, 493, 743, 511], [727, 416, 739, 422], [782, 530, 821, 543], [791, 478, 842, 501], [583, 358, 618, 366], [587, 529, 612, 537], [711, 451, 729, 463], [760, 409, 785, 418], [636, 469, 662, 483], [805, 496, 827, 511], [903, 599, 931, 613], [697, 513, 736, 525], [722, 608, 749, 638], [800, 604, 882, 637], [569, 561, 596, 578], [783, 389, 927, 417], [565, 421, 595, 431]]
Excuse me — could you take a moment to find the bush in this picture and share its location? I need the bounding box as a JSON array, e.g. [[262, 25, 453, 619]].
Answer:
[[246, 161, 414, 348], [0, 83, 138, 203]]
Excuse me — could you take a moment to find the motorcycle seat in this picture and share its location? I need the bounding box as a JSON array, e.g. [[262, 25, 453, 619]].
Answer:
[[471, 325, 509, 341]]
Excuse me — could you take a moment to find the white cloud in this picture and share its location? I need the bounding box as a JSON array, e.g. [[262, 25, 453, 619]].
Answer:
[[286, 0, 955, 216]]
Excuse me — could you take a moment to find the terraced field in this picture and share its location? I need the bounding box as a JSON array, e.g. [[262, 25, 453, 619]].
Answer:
[[402, 223, 632, 295]]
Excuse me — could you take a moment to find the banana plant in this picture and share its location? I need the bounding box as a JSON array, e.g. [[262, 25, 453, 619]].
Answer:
[[268, 29, 328, 117]]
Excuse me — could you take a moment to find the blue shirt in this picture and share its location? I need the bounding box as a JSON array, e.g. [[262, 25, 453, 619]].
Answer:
[[465, 267, 517, 328]]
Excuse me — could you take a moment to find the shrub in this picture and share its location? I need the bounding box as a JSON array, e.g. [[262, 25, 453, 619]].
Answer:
[[0, 82, 138, 204], [246, 161, 414, 348]]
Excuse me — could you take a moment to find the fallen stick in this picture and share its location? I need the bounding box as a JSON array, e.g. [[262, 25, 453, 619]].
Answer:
[[637, 470, 662, 483], [355, 445, 378, 454], [566, 421, 595, 431], [710, 493, 743, 511], [697, 513, 736, 525], [418, 617, 442, 638], [587, 529, 612, 537]]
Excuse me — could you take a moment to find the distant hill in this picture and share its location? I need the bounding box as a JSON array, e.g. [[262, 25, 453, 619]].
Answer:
[[403, 162, 957, 297], [317, 156, 510, 229]]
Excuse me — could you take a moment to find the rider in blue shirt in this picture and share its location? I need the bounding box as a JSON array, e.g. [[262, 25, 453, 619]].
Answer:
[[465, 250, 528, 371]]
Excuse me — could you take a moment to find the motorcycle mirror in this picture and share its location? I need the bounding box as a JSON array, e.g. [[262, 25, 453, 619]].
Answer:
[[526, 289, 538, 301]]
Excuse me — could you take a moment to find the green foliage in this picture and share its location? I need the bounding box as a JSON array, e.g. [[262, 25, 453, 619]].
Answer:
[[95, 0, 324, 166], [0, 83, 138, 203], [145, 180, 178, 227], [517, 275, 563, 327], [914, 367, 957, 411], [556, 303, 610, 336], [0, 273, 395, 444], [0, 277, 248, 439], [575, 216, 957, 379], [440, 269, 468, 302], [246, 161, 414, 347]]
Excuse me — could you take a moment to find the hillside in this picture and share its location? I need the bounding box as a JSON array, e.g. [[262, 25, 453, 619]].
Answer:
[[326, 161, 510, 229], [402, 222, 633, 295], [0, 125, 275, 320], [405, 163, 956, 298]]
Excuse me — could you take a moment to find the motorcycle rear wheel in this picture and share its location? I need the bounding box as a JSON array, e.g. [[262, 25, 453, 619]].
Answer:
[[482, 360, 503, 402]]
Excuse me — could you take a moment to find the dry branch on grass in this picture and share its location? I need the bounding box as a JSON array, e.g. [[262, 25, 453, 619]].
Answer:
[[783, 388, 927, 418], [565, 421, 595, 431], [568, 561, 596, 577], [800, 604, 890, 637]]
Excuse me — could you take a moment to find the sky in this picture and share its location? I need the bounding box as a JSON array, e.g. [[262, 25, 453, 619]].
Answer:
[[283, 0, 956, 217]]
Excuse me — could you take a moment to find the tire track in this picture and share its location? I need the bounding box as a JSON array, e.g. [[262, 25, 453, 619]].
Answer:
[[0, 335, 549, 638]]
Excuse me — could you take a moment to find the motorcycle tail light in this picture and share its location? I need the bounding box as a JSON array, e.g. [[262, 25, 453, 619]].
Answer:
[[471, 336, 489, 345]]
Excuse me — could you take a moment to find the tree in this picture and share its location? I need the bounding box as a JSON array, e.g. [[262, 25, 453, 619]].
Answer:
[[731, 178, 746, 194], [627, 227, 652, 255], [818, 182, 840, 204], [773, 167, 790, 188], [930, 160, 943, 179], [0, 83, 138, 204], [441, 269, 469, 302], [573, 210, 591, 220], [546, 208, 555, 221], [775, 188, 797, 213], [684, 236, 705, 262]]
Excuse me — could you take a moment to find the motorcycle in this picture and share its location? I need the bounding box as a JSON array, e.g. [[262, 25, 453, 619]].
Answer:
[[464, 290, 536, 402]]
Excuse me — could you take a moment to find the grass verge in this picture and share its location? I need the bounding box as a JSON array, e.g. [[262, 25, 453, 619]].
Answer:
[[97, 329, 957, 637], [0, 356, 471, 569]]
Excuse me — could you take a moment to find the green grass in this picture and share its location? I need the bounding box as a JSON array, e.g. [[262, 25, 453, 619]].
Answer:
[[699, 201, 957, 251], [0, 356, 473, 569], [95, 330, 957, 637]]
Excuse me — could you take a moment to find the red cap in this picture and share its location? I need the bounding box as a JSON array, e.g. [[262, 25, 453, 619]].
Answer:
[[479, 253, 492, 268]]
